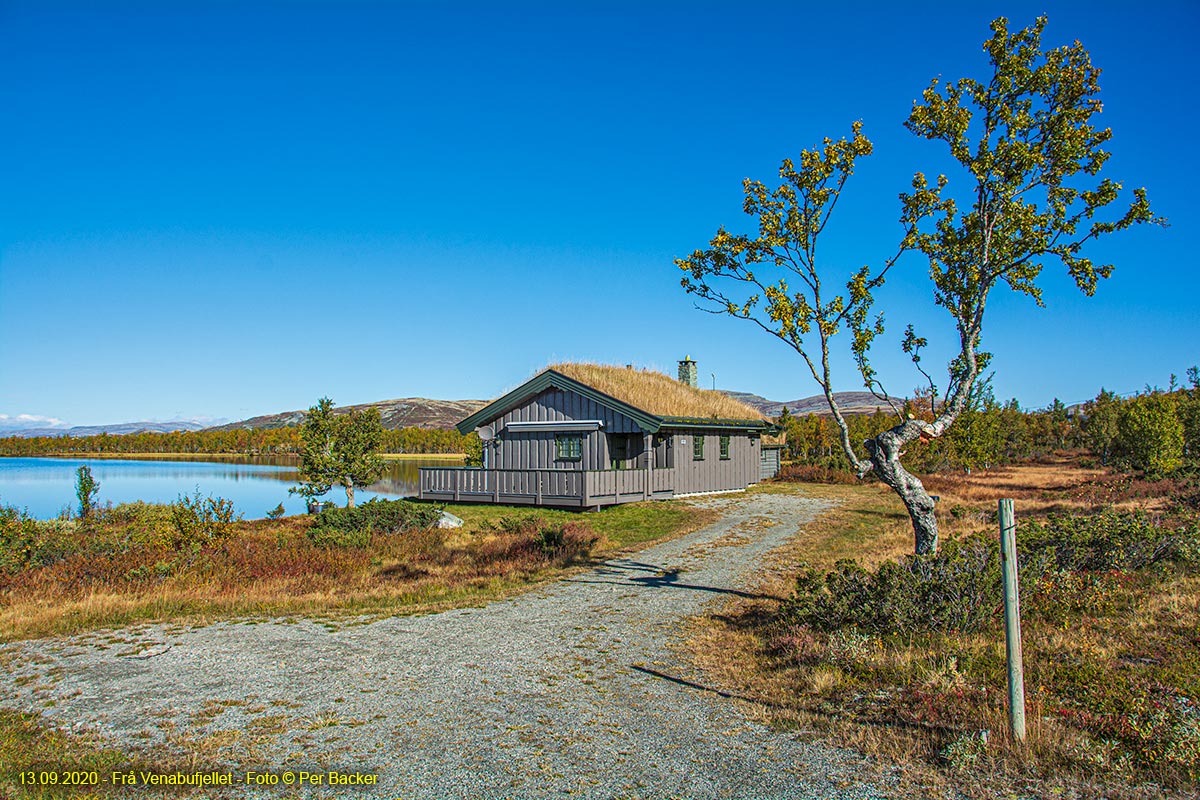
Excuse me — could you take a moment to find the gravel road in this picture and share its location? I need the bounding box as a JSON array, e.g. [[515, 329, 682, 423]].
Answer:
[[4, 492, 892, 799]]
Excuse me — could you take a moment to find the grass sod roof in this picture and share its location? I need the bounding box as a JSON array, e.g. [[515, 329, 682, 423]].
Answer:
[[548, 363, 766, 421], [456, 362, 776, 436]]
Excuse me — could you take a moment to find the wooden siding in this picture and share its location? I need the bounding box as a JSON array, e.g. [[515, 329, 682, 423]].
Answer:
[[490, 387, 649, 471], [665, 428, 759, 495], [445, 381, 769, 507]]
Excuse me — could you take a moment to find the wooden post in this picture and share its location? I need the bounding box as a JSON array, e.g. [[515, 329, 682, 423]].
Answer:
[[999, 498, 1026, 742], [536, 470, 543, 506], [493, 470, 500, 503], [453, 469, 460, 503]]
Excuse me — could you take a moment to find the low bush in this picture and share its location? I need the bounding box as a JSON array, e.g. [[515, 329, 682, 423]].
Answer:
[[786, 537, 1002, 634], [307, 498, 442, 548], [0, 505, 54, 573], [775, 463, 862, 485], [784, 510, 1199, 635], [1020, 509, 1199, 571]]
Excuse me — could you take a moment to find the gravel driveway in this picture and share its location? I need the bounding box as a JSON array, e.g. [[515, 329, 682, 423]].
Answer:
[[4, 492, 890, 799]]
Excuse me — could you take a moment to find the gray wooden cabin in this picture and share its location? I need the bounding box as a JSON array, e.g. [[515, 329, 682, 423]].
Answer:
[[419, 366, 782, 509]]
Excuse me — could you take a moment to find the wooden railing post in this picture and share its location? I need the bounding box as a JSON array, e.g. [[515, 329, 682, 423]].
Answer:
[[493, 470, 500, 503], [453, 469, 460, 503], [999, 498, 1026, 743], [536, 471, 543, 505]]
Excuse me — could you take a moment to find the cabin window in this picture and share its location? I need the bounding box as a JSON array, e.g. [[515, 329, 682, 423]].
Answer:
[[555, 434, 582, 461], [720, 435, 730, 460], [693, 435, 705, 460]]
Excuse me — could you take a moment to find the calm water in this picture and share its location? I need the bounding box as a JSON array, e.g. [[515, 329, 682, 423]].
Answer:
[[0, 456, 463, 520]]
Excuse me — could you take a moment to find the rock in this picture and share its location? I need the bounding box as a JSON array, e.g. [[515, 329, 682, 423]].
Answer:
[[436, 511, 464, 529]]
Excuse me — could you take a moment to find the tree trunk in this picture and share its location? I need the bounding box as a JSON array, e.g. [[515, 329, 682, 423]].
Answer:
[[865, 429, 939, 555], [345, 481, 356, 508]]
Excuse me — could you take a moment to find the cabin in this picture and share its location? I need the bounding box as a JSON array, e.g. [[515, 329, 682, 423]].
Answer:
[[418, 359, 782, 509]]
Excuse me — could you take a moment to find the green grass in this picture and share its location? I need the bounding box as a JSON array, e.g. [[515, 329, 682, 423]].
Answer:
[[435, 498, 716, 549]]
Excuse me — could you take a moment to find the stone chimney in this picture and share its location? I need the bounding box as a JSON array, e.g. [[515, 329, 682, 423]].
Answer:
[[677, 356, 698, 388]]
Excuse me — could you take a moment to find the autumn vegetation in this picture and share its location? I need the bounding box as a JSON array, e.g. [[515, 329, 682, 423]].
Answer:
[[777, 370, 1200, 480], [692, 393, 1200, 797], [0, 424, 474, 458], [0, 494, 712, 642]]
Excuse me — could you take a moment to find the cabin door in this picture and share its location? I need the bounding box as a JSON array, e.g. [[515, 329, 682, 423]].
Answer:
[[609, 434, 630, 469]]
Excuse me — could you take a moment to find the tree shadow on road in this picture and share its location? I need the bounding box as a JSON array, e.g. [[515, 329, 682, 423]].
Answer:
[[565, 559, 783, 601]]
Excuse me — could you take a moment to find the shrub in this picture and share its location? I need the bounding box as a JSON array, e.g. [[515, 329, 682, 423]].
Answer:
[[266, 503, 286, 520], [96, 502, 173, 547], [1019, 510, 1200, 571], [0, 505, 49, 574], [308, 525, 372, 549], [784, 510, 1200, 637], [775, 463, 861, 485], [169, 491, 239, 550], [307, 498, 442, 548], [786, 538, 1003, 634]]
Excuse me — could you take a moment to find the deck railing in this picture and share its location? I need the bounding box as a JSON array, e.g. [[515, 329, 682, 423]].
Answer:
[[418, 467, 675, 506]]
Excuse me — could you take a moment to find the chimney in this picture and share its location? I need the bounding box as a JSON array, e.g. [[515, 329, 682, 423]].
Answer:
[[678, 356, 698, 388]]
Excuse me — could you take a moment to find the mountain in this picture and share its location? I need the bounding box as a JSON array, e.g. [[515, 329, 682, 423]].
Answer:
[[723, 390, 905, 419], [2, 389, 899, 442], [1, 421, 209, 439], [205, 398, 488, 433]]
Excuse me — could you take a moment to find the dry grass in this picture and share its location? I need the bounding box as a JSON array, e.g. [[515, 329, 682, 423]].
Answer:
[[687, 464, 1200, 799], [547, 362, 765, 420], [0, 500, 715, 642]]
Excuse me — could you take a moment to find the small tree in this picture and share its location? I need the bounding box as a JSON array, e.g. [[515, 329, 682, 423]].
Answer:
[[1082, 388, 1122, 466], [1115, 393, 1184, 475], [677, 16, 1160, 553], [292, 397, 385, 508], [1181, 367, 1200, 464], [75, 465, 99, 519], [946, 381, 1002, 474]]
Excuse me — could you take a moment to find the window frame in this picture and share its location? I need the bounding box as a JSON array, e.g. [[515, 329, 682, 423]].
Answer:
[[693, 435, 705, 461], [555, 433, 583, 462], [719, 435, 731, 460]]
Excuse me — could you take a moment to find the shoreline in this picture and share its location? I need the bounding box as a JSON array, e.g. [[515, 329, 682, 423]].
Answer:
[[0, 452, 466, 461]]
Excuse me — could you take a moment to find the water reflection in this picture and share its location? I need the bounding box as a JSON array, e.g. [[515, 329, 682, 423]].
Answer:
[[0, 456, 463, 520]]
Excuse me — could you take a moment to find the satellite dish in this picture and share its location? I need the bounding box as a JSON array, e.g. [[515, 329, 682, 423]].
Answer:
[[476, 425, 495, 442]]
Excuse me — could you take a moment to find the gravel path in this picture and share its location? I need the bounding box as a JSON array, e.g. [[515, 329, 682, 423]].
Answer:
[[4, 492, 891, 799]]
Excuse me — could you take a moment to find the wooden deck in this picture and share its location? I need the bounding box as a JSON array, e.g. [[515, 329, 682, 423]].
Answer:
[[418, 467, 676, 508]]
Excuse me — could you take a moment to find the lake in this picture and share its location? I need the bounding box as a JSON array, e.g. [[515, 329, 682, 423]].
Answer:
[[0, 456, 463, 520]]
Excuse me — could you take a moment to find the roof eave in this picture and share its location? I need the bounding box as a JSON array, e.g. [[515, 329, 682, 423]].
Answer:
[[659, 416, 777, 433], [457, 369, 664, 435]]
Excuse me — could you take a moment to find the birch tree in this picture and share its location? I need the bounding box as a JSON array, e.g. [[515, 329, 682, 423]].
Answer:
[[292, 397, 384, 508], [677, 16, 1161, 553]]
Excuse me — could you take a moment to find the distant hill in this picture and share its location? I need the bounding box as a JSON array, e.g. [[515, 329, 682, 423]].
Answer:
[[205, 398, 488, 433], [1, 421, 209, 439], [2, 389, 901, 442], [723, 390, 905, 418]]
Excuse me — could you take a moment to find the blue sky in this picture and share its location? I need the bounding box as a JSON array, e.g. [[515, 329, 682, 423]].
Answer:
[[1, 1, 1196, 427]]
